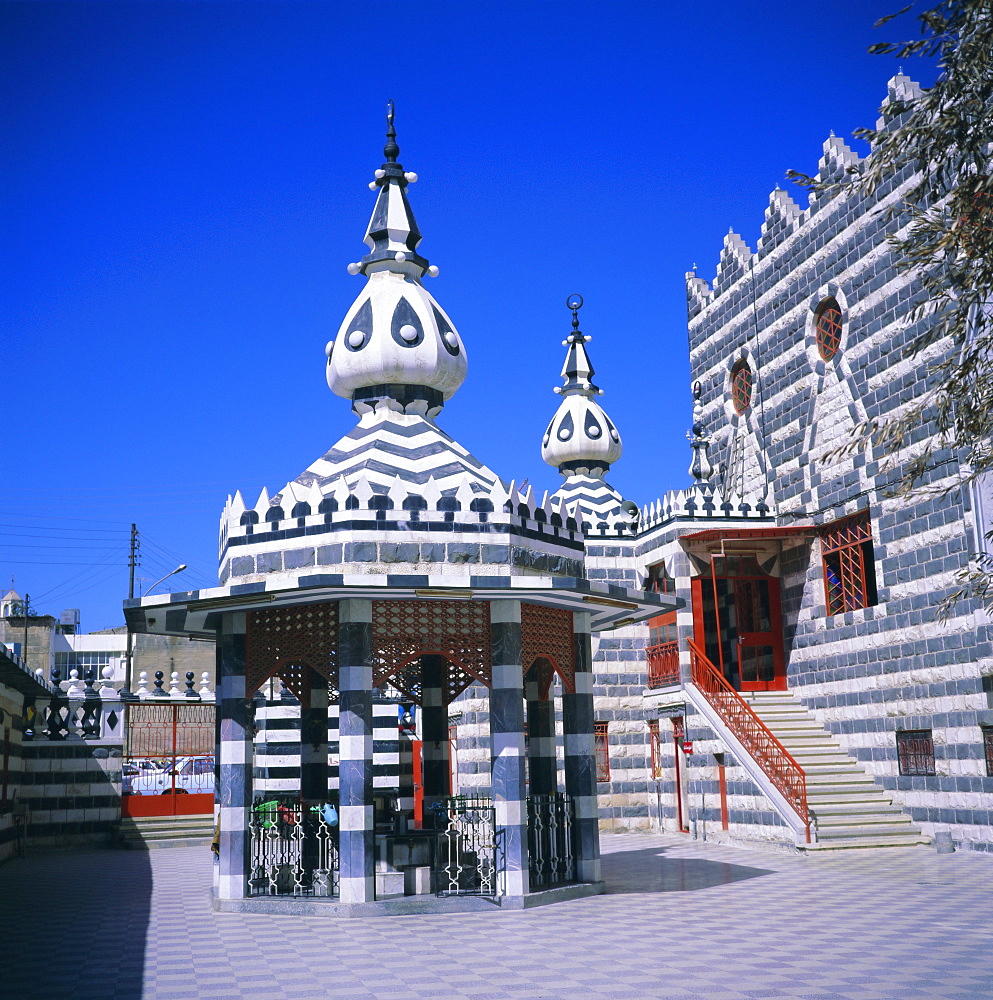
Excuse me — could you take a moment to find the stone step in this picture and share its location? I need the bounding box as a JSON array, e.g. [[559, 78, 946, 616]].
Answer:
[[815, 820, 920, 838], [815, 811, 912, 828], [119, 814, 215, 850], [810, 801, 904, 816], [802, 834, 931, 851], [806, 791, 894, 804]]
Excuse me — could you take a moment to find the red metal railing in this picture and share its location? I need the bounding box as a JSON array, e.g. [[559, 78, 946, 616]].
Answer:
[[646, 640, 680, 688], [687, 638, 809, 842]]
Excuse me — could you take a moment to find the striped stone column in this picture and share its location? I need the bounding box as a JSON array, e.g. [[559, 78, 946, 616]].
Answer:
[[562, 611, 600, 884], [217, 611, 253, 901], [337, 599, 374, 904], [489, 599, 529, 897], [421, 654, 450, 823], [525, 664, 557, 796], [300, 667, 329, 802]]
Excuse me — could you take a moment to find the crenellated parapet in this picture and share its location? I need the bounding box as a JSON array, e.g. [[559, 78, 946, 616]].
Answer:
[[637, 482, 775, 534], [696, 73, 921, 302]]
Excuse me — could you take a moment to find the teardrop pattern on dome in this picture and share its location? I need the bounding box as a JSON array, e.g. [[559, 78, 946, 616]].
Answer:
[[584, 409, 603, 439], [542, 418, 554, 448], [343, 299, 373, 353], [557, 411, 574, 442], [604, 415, 620, 443], [390, 297, 424, 348], [432, 305, 461, 357]]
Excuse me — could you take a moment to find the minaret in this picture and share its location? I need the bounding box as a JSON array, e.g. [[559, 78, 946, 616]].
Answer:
[[542, 295, 627, 530], [325, 101, 466, 418]]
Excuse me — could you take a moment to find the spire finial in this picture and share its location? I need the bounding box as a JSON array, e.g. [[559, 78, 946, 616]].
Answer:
[[567, 292, 583, 335], [687, 379, 714, 484], [384, 99, 399, 162]]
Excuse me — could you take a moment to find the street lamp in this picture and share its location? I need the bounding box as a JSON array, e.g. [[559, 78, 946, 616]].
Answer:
[[143, 564, 187, 596]]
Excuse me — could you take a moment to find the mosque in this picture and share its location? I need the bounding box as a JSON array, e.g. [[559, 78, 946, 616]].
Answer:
[[126, 75, 993, 913]]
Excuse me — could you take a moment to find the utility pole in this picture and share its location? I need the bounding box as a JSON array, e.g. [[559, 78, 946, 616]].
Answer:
[[123, 524, 139, 698], [22, 593, 29, 671]]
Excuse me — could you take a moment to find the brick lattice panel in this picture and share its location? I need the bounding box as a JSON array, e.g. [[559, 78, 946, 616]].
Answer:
[[521, 603, 575, 694], [245, 602, 339, 707], [371, 600, 492, 706]]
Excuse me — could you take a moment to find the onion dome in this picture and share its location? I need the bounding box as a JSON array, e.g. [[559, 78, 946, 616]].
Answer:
[[541, 295, 622, 477], [326, 101, 467, 417]]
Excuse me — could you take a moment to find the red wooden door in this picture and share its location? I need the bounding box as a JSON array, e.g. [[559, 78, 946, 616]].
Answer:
[[411, 739, 423, 829]]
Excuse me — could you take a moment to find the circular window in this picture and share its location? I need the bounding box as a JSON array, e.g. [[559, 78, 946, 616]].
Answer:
[[730, 360, 753, 414], [814, 297, 843, 360]]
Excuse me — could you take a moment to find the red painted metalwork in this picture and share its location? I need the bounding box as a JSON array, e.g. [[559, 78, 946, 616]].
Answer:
[[412, 738, 423, 828], [371, 600, 491, 706], [688, 638, 809, 842], [245, 602, 339, 706], [646, 640, 680, 687], [671, 716, 689, 832], [594, 722, 610, 782], [815, 297, 843, 360], [820, 512, 875, 616], [682, 526, 816, 543], [123, 702, 215, 818], [647, 720, 663, 779], [521, 603, 575, 693], [718, 760, 729, 830], [730, 360, 753, 413]]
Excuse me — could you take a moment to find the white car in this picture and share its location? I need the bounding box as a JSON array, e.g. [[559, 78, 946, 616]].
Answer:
[[129, 756, 215, 795]]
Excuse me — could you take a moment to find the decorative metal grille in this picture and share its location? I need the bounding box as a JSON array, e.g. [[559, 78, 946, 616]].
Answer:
[[249, 799, 339, 897], [126, 702, 215, 757], [646, 640, 680, 687], [527, 792, 575, 889], [371, 600, 491, 705], [434, 795, 498, 897], [897, 730, 936, 777], [594, 722, 610, 782], [984, 727, 993, 778], [821, 512, 874, 615], [521, 603, 574, 694], [815, 297, 843, 360], [246, 602, 339, 706], [648, 720, 663, 779], [730, 360, 753, 414]]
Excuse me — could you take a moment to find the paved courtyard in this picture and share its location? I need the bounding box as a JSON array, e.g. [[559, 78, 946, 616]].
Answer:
[[1, 833, 990, 1000]]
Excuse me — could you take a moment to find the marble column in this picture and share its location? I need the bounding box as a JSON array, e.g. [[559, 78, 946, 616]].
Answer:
[[420, 654, 450, 823], [217, 611, 253, 900], [489, 599, 529, 897], [337, 599, 374, 904], [562, 611, 600, 884], [300, 667, 329, 802], [525, 663, 558, 796]]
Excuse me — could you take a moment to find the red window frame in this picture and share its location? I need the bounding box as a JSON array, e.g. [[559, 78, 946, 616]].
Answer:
[[648, 720, 663, 779], [730, 360, 753, 414], [820, 512, 877, 615], [814, 297, 843, 360], [594, 722, 610, 782], [897, 729, 936, 777]]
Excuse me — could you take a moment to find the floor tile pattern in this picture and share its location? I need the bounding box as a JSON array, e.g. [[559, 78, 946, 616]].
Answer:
[[1, 834, 990, 1000]]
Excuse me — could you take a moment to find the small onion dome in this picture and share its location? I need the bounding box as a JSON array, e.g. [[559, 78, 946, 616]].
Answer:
[[542, 394, 622, 475], [541, 294, 622, 477], [326, 102, 466, 413], [326, 269, 466, 404]]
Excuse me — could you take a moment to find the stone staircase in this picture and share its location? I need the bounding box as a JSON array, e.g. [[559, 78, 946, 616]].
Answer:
[[119, 814, 216, 850], [741, 691, 929, 851]]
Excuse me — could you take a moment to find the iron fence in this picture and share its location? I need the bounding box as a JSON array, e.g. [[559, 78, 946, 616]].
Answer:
[[434, 795, 498, 897], [249, 799, 339, 897], [527, 792, 575, 889]]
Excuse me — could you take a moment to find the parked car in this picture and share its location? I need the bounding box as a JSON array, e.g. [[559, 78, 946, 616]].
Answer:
[[122, 759, 165, 795], [128, 756, 215, 795]]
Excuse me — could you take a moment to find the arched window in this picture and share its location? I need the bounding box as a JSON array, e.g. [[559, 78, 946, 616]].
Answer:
[[240, 511, 259, 526], [814, 297, 843, 360], [318, 497, 337, 515], [730, 360, 753, 414], [291, 502, 311, 518], [264, 506, 284, 524]]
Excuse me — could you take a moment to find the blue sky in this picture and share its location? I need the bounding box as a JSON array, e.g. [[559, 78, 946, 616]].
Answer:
[[1, 1, 936, 631]]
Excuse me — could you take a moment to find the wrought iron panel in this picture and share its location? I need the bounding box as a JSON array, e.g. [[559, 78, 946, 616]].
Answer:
[[246, 602, 339, 706], [371, 600, 491, 705], [527, 792, 575, 889], [249, 799, 340, 897], [126, 703, 215, 758], [434, 795, 498, 897], [521, 603, 575, 694]]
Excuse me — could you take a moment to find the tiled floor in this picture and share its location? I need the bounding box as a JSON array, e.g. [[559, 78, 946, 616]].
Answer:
[[1, 834, 991, 1000]]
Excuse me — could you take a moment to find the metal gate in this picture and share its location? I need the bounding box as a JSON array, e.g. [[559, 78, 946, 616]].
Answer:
[[122, 702, 215, 818], [434, 795, 498, 897], [249, 799, 339, 897], [527, 792, 575, 889]]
